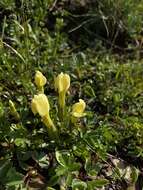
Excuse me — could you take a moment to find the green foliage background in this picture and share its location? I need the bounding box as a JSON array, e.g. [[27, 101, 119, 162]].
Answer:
[[0, 0, 143, 189]]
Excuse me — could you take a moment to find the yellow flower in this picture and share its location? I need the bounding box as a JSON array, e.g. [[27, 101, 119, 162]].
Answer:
[[34, 71, 47, 88], [54, 72, 70, 93], [31, 94, 50, 117], [54, 72, 70, 109], [31, 94, 58, 140], [72, 99, 86, 117]]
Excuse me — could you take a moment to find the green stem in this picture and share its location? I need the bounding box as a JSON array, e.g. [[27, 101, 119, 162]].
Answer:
[[71, 116, 78, 126], [59, 92, 65, 109], [58, 92, 66, 121], [42, 115, 59, 141], [38, 86, 44, 94]]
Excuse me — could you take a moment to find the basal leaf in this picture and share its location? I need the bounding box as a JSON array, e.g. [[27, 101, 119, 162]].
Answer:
[[72, 179, 87, 190]]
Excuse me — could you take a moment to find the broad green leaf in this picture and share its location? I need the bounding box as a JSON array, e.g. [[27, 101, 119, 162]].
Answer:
[[130, 167, 139, 183], [87, 179, 109, 189], [72, 179, 87, 190], [56, 165, 68, 176], [6, 167, 24, 187], [68, 162, 81, 172], [55, 151, 70, 167]]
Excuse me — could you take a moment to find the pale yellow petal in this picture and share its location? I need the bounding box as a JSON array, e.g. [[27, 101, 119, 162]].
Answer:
[[72, 99, 85, 113], [58, 72, 64, 92], [31, 94, 50, 117], [72, 99, 86, 118], [72, 112, 86, 117], [62, 74, 70, 92]]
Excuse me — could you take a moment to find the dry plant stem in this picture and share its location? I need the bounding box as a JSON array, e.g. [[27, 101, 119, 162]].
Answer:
[[42, 115, 59, 141]]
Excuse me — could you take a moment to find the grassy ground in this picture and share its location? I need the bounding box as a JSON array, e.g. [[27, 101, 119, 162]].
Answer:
[[0, 1, 143, 189]]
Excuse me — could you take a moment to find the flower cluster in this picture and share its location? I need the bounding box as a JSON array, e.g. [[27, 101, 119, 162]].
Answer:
[[31, 71, 86, 140]]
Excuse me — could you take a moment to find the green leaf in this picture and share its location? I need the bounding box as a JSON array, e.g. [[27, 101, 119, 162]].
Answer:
[[48, 175, 59, 186], [68, 162, 81, 172], [66, 173, 73, 186], [0, 160, 11, 180], [6, 180, 23, 187], [14, 138, 30, 148], [56, 165, 68, 176], [85, 158, 102, 177], [33, 152, 50, 169], [46, 187, 56, 190], [6, 167, 24, 187], [130, 167, 139, 184], [87, 179, 109, 189], [72, 179, 87, 190], [55, 151, 70, 167]]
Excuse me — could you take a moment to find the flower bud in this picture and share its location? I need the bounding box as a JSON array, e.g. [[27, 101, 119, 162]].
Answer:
[[54, 73, 70, 109], [9, 100, 20, 120], [34, 71, 47, 88], [54, 72, 70, 93]]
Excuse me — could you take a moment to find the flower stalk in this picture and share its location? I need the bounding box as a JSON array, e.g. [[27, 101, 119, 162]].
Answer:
[[42, 115, 59, 141]]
